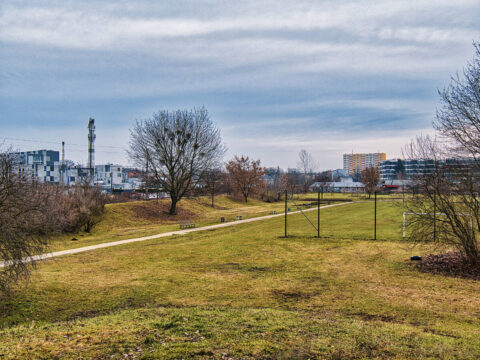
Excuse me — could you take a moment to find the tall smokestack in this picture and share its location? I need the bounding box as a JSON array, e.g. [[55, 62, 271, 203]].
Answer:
[[88, 118, 96, 178], [61, 141, 65, 185]]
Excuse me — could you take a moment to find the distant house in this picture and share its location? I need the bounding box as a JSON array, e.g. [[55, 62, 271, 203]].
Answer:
[[310, 180, 365, 193]]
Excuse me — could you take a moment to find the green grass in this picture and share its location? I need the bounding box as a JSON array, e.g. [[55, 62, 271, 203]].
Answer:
[[1, 201, 479, 359], [47, 195, 290, 252]]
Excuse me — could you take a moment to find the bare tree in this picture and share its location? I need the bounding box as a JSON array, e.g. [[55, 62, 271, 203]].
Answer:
[[0, 150, 59, 294], [313, 171, 332, 197], [361, 167, 380, 199], [404, 41, 480, 263], [128, 107, 225, 215], [202, 168, 225, 207], [434, 41, 480, 161], [404, 136, 479, 263], [225, 155, 266, 202], [297, 149, 316, 193]]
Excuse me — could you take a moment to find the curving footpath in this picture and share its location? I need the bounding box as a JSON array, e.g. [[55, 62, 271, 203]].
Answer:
[[0, 201, 354, 268]]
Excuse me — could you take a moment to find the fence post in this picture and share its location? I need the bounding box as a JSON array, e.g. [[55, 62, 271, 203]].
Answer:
[[433, 191, 436, 242], [374, 191, 377, 240], [317, 191, 320, 238], [284, 189, 288, 238]]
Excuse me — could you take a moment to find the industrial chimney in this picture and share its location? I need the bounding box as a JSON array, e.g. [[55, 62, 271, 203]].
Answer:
[[61, 141, 65, 185], [88, 118, 96, 178]]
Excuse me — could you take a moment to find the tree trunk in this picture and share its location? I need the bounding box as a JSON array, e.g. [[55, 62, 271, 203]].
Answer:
[[211, 191, 215, 207], [169, 196, 178, 215]]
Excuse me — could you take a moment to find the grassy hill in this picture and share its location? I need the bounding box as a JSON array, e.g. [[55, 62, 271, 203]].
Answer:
[[48, 195, 289, 252], [1, 199, 479, 359]]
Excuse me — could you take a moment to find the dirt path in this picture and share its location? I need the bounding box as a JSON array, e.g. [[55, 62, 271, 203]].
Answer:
[[0, 201, 354, 268]]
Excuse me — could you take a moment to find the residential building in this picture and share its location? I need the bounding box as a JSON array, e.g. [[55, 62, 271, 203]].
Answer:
[[343, 152, 386, 176]]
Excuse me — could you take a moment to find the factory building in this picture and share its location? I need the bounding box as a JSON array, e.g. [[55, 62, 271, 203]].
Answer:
[[13, 149, 61, 183], [95, 164, 125, 188]]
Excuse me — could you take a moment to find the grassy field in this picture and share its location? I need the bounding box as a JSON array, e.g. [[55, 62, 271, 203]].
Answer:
[[1, 200, 479, 359], [47, 195, 289, 252], [47, 193, 403, 253]]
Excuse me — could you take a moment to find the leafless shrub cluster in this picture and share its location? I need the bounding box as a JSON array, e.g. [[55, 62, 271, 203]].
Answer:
[[404, 41, 480, 264], [0, 152, 59, 293], [404, 136, 479, 263], [0, 150, 106, 294], [58, 183, 107, 233], [262, 168, 288, 202]]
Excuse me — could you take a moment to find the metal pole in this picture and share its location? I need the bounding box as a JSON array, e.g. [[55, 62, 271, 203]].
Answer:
[[285, 189, 288, 238], [374, 191, 377, 240], [433, 191, 436, 242], [317, 191, 320, 238]]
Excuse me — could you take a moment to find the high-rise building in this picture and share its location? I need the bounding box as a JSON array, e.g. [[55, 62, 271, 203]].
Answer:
[[343, 152, 386, 176]]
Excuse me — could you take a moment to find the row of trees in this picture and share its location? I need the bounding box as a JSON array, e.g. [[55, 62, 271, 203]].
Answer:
[[129, 109, 325, 213], [127, 106, 384, 213]]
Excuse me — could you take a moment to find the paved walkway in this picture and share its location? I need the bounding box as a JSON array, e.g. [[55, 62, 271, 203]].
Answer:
[[0, 201, 354, 268]]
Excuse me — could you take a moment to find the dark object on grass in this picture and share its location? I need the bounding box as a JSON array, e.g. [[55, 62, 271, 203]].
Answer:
[[220, 217, 225, 222], [410, 256, 422, 261], [71, 238, 78, 241]]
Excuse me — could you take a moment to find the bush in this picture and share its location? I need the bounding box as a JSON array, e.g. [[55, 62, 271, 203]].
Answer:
[[59, 183, 107, 233]]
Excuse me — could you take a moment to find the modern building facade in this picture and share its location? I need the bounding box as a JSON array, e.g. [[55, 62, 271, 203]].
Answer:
[[379, 159, 435, 181], [343, 152, 386, 176], [95, 164, 125, 188], [13, 149, 61, 183]]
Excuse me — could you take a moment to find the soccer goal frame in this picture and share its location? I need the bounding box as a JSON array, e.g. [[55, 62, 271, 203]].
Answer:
[[402, 212, 473, 238]]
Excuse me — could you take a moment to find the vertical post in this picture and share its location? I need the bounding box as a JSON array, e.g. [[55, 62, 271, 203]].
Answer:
[[110, 171, 113, 194], [402, 185, 405, 206], [403, 212, 406, 238], [374, 191, 377, 240], [145, 159, 149, 201], [317, 191, 320, 238], [284, 189, 288, 238], [433, 191, 437, 242]]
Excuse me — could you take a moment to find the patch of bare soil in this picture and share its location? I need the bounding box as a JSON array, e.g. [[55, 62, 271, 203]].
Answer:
[[416, 251, 480, 280], [131, 202, 196, 222]]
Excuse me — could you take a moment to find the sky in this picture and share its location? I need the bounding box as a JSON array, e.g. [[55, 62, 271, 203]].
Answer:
[[0, 1, 479, 170]]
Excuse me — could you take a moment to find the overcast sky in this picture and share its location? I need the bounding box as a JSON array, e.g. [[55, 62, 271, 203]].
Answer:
[[1, 1, 478, 170]]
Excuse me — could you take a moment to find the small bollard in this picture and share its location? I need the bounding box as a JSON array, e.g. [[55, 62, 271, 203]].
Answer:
[[236, 215, 242, 220], [288, 208, 291, 212], [220, 217, 226, 223]]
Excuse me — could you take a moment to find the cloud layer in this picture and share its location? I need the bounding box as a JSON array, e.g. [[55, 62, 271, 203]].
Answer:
[[1, 0, 478, 168]]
